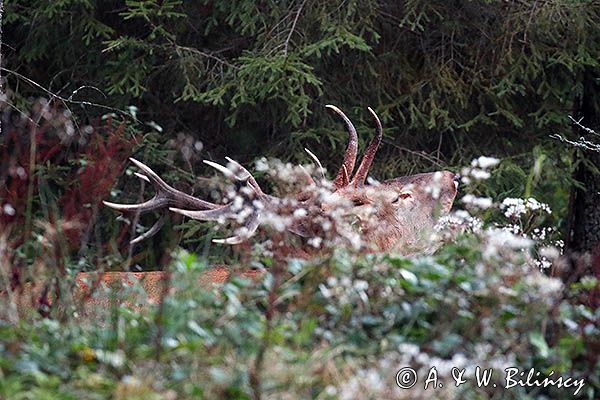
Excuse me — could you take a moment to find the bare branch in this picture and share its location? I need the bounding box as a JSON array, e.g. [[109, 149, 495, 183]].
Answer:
[[283, 0, 308, 56]]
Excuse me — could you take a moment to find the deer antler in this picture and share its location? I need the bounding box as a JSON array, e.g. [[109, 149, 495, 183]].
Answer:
[[326, 105, 358, 189], [327, 105, 383, 188], [103, 158, 220, 244], [350, 107, 383, 187], [169, 157, 274, 244], [103, 158, 218, 213], [103, 157, 268, 245], [104, 106, 380, 245]]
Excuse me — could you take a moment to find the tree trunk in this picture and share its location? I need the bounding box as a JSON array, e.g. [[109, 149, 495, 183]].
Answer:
[[566, 69, 600, 253]]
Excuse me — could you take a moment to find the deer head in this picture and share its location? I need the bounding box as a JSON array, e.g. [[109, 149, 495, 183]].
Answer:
[[103, 106, 458, 254]]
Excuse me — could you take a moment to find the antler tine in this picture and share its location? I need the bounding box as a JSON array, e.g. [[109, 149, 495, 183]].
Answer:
[[170, 158, 275, 246], [130, 213, 166, 245], [134, 172, 150, 183], [170, 204, 261, 245], [212, 211, 260, 244], [103, 198, 168, 213], [129, 158, 171, 192], [350, 107, 383, 187], [103, 158, 219, 213], [326, 105, 358, 188], [204, 158, 268, 199], [169, 203, 235, 221], [102, 169, 169, 213], [224, 157, 267, 197], [304, 148, 325, 179], [203, 160, 236, 179], [103, 158, 223, 245]]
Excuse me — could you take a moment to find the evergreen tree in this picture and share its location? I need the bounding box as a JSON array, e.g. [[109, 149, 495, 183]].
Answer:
[[3, 0, 600, 248]]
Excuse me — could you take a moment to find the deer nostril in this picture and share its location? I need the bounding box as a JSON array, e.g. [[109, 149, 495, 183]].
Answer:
[[452, 174, 460, 189]]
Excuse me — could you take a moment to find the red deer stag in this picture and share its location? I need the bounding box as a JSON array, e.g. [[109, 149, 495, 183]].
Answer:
[[5, 106, 458, 317], [103, 105, 457, 252], [96, 105, 457, 292]]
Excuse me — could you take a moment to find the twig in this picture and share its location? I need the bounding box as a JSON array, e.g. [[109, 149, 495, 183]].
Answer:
[[569, 115, 599, 137], [174, 45, 239, 70], [0, 229, 20, 324], [550, 133, 600, 153], [0, 67, 138, 121], [283, 0, 308, 56], [125, 178, 147, 271], [0, 0, 4, 134], [67, 85, 108, 101], [23, 108, 46, 240], [385, 141, 445, 168], [1, 95, 37, 125]]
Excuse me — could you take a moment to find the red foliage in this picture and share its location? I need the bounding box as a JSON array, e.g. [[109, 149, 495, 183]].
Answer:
[[0, 103, 136, 277], [60, 121, 134, 246]]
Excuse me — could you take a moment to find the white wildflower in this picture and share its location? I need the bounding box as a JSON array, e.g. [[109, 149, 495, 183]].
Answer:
[[483, 228, 533, 259], [293, 208, 307, 217], [325, 386, 337, 396], [539, 246, 561, 260], [262, 211, 289, 231], [307, 237, 322, 248], [340, 276, 352, 288], [398, 343, 420, 357], [451, 353, 468, 369], [526, 198, 552, 214], [425, 182, 441, 199], [252, 199, 265, 210], [502, 197, 551, 218], [2, 204, 16, 216], [523, 274, 563, 296], [232, 195, 244, 211], [95, 349, 125, 368], [16, 167, 26, 179], [461, 194, 493, 209], [319, 284, 332, 298], [471, 156, 500, 169], [353, 280, 369, 292], [501, 198, 526, 218], [254, 157, 269, 172], [535, 257, 552, 270], [469, 169, 491, 180], [498, 286, 518, 297]]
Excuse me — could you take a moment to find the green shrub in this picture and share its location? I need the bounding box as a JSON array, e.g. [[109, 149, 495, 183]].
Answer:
[[1, 234, 598, 399]]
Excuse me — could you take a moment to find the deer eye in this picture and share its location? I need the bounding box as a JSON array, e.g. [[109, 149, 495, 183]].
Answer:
[[392, 193, 412, 203], [352, 198, 366, 206]]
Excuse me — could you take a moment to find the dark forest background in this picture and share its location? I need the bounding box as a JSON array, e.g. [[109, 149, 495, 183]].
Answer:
[[2, 0, 600, 267]]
